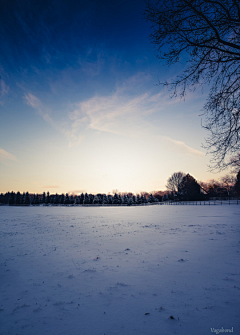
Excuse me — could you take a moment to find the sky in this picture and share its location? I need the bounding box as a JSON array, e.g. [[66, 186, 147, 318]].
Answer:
[[0, 0, 228, 195]]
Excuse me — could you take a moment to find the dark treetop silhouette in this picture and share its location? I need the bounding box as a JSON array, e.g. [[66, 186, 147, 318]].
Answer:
[[144, 0, 240, 170]]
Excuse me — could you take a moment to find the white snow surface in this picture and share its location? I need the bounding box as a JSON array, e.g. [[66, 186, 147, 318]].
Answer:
[[0, 205, 240, 335]]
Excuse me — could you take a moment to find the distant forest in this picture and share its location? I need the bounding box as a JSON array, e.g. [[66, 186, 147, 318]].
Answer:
[[0, 191, 159, 206], [1, 171, 240, 206]]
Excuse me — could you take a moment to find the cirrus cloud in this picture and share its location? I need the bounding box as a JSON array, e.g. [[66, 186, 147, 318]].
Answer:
[[0, 147, 17, 163]]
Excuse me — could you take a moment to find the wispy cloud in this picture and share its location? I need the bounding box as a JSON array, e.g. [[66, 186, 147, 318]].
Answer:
[[24, 92, 84, 147], [23, 74, 204, 157], [69, 74, 204, 157], [71, 74, 164, 136], [162, 136, 205, 157], [0, 147, 17, 163], [0, 79, 9, 104], [32, 181, 60, 189], [24, 92, 41, 109]]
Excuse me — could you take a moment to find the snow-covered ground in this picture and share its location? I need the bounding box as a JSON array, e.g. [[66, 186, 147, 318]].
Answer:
[[0, 205, 239, 335]]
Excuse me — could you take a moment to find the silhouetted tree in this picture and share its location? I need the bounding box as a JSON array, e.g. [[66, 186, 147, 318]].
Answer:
[[60, 194, 64, 204], [230, 153, 240, 173], [144, 0, 240, 170], [178, 174, 202, 200], [64, 193, 70, 205], [35, 194, 40, 205], [54, 193, 59, 205], [166, 172, 185, 194], [107, 195, 113, 204], [24, 192, 30, 205], [83, 193, 89, 204], [75, 196, 80, 205], [45, 192, 50, 205], [153, 191, 163, 202], [235, 170, 240, 196], [112, 193, 120, 204], [9, 191, 15, 205], [16, 191, 21, 205], [127, 197, 133, 206], [141, 195, 147, 203], [80, 193, 84, 204], [102, 194, 108, 204], [21, 192, 25, 205], [148, 194, 155, 203], [69, 195, 74, 205], [93, 195, 99, 204], [136, 194, 142, 204]]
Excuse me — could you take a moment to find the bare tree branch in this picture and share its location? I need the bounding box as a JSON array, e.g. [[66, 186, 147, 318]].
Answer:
[[144, 0, 240, 170]]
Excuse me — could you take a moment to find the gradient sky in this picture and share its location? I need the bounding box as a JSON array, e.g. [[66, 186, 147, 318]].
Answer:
[[0, 0, 227, 195]]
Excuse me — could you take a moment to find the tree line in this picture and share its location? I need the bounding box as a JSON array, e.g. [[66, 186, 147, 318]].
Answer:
[[165, 170, 240, 201], [0, 191, 160, 206], [1, 170, 239, 206]]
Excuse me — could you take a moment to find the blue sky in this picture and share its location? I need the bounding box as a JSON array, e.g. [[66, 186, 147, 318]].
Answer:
[[0, 0, 225, 194]]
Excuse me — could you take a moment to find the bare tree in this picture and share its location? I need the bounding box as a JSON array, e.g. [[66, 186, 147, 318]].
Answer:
[[220, 173, 236, 196], [230, 152, 240, 173], [166, 171, 185, 193], [144, 0, 240, 170]]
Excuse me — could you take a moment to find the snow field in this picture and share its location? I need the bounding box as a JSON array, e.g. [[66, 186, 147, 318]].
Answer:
[[0, 205, 240, 335]]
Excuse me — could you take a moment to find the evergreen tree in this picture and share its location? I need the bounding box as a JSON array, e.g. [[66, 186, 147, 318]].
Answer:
[[141, 195, 147, 203], [0, 193, 7, 204], [9, 191, 15, 205], [178, 174, 202, 201], [35, 194, 40, 205], [113, 193, 120, 204], [24, 192, 30, 205], [60, 193, 65, 205], [119, 195, 122, 204], [148, 194, 155, 203], [42, 192, 46, 204], [102, 194, 108, 204], [83, 193, 89, 204], [16, 191, 21, 205], [93, 195, 99, 204], [50, 194, 54, 204], [4, 192, 10, 205], [136, 194, 142, 204], [69, 195, 74, 205], [97, 194, 103, 204], [21, 192, 25, 205], [107, 195, 113, 204], [80, 193, 84, 204], [54, 193, 59, 205], [122, 194, 128, 205], [45, 192, 50, 205], [162, 194, 168, 201], [127, 197, 133, 206], [75, 196, 80, 205], [64, 193, 70, 205], [89, 194, 94, 204], [31, 194, 36, 205]]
